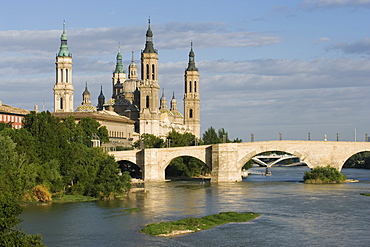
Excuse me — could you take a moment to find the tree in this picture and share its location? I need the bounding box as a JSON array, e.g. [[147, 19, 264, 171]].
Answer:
[[218, 128, 231, 143], [166, 156, 210, 178], [166, 129, 196, 147], [22, 111, 68, 163], [233, 138, 243, 143], [202, 126, 220, 145], [133, 133, 164, 149], [0, 134, 45, 246], [76, 117, 109, 146]]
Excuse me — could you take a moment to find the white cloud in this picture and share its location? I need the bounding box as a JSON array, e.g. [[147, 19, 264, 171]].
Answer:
[[316, 37, 331, 43]]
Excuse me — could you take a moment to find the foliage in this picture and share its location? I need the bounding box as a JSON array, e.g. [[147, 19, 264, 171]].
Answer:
[[76, 117, 109, 145], [1, 112, 131, 200], [0, 122, 12, 131], [202, 126, 220, 145], [166, 156, 210, 178], [0, 134, 45, 246], [133, 133, 164, 148], [140, 212, 260, 236], [343, 152, 370, 169], [166, 129, 197, 147], [233, 138, 243, 143], [51, 194, 97, 203], [218, 128, 231, 143], [303, 166, 347, 184], [31, 185, 52, 202]]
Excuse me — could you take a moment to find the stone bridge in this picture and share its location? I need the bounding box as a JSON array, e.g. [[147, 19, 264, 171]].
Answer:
[[109, 140, 370, 182]]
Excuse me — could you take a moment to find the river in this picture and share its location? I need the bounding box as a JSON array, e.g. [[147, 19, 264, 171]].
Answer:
[[21, 167, 370, 247]]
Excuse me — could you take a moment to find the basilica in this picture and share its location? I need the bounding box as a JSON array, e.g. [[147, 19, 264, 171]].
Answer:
[[52, 21, 200, 146]]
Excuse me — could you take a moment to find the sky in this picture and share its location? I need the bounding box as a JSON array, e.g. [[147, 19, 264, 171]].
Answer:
[[0, 0, 369, 142]]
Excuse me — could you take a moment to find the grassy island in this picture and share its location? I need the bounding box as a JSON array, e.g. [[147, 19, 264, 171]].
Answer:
[[303, 165, 347, 184], [140, 212, 260, 237]]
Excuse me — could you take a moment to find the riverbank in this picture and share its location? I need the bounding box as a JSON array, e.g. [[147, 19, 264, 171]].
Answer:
[[140, 212, 260, 237]]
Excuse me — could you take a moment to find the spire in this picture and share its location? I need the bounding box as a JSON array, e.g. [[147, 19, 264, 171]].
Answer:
[[128, 51, 138, 79], [114, 44, 124, 73], [58, 21, 71, 57], [98, 85, 105, 99], [82, 82, 91, 105], [143, 18, 157, 53], [186, 41, 198, 71], [170, 91, 178, 111], [83, 81, 90, 96], [160, 88, 168, 110]]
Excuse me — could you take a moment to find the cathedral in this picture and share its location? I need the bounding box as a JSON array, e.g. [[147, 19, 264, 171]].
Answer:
[[52, 20, 200, 145]]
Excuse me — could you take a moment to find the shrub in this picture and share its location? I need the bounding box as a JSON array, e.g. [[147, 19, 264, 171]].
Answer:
[[303, 165, 346, 184]]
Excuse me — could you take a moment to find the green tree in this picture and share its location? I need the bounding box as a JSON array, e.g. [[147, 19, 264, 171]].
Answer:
[[22, 111, 68, 163], [218, 128, 231, 143], [133, 133, 164, 148], [233, 138, 243, 143], [76, 117, 109, 146], [166, 156, 210, 178], [166, 129, 196, 147], [0, 134, 45, 246], [0, 122, 12, 131], [202, 126, 220, 145]]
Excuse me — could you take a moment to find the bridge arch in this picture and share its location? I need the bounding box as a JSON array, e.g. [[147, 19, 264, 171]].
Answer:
[[237, 147, 312, 171], [164, 155, 210, 179]]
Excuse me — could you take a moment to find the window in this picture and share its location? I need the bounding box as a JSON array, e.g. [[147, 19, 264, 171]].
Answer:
[[146, 64, 149, 79], [66, 69, 68, 82], [146, 96, 150, 108], [189, 109, 193, 118], [194, 81, 197, 92], [60, 97, 63, 110], [60, 69, 63, 82], [189, 81, 192, 93], [152, 64, 155, 80]]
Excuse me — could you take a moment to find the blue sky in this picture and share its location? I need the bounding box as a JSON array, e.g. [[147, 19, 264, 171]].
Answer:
[[0, 0, 369, 141]]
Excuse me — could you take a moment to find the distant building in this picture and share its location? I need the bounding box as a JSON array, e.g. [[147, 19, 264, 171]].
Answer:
[[0, 101, 30, 129], [52, 20, 201, 146]]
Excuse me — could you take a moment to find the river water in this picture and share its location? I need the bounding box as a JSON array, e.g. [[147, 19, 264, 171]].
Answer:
[[21, 167, 370, 247]]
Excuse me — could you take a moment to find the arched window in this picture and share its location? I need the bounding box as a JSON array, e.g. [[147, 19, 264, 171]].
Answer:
[[189, 109, 193, 118], [66, 69, 69, 82], [146, 64, 149, 79], [194, 81, 197, 92], [152, 64, 155, 80], [60, 97, 63, 110], [189, 81, 192, 93], [60, 69, 63, 82], [146, 95, 150, 108]]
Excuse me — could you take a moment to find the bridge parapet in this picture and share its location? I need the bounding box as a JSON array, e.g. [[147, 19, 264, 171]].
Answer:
[[110, 140, 370, 182]]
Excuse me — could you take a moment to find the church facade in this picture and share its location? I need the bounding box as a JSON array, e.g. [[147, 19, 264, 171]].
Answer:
[[53, 21, 200, 143]]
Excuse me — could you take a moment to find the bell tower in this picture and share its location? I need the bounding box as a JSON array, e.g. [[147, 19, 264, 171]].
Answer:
[[54, 22, 74, 112], [139, 19, 160, 135], [184, 42, 200, 138]]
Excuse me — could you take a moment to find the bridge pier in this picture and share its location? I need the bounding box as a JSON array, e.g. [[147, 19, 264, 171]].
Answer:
[[211, 144, 242, 182], [142, 149, 165, 182]]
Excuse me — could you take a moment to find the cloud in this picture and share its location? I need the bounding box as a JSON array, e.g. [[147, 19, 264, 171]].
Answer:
[[329, 37, 370, 55], [0, 23, 369, 141], [301, 0, 370, 9], [316, 37, 331, 43]]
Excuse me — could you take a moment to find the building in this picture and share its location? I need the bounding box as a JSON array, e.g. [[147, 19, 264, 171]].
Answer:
[[52, 20, 200, 145], [0, 101, 30, 129]]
